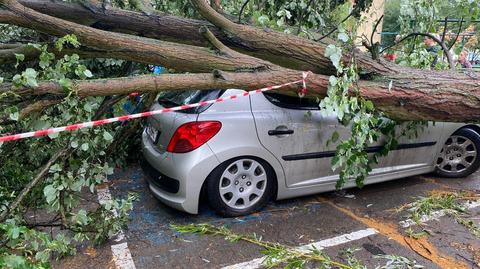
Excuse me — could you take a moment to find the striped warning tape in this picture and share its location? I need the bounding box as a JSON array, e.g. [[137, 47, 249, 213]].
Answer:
[[0, 72, 310, 142]]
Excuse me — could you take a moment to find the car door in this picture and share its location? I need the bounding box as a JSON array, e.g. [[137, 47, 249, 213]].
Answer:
[[251, 92, 444, 188], [250, 92, 350, 188], [371, 122, 444, 175]]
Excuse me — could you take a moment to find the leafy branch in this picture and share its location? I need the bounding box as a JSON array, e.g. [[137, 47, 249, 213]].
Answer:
[[173, 224, 425, 269], [0, 34, 137, 268], [172, 223, 355, 269], [399, 191, 480, 239]]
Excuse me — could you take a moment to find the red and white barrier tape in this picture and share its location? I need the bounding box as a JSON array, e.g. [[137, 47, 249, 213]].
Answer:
[[0, 72, 310, 143]]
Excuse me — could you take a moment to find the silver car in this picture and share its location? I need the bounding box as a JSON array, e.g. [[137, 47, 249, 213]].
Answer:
[[141, 89, 480, 216]]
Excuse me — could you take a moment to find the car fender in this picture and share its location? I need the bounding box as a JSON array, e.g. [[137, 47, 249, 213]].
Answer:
[[441, 123, 479, 144], [206, 144, 286, 200], [199, 89, 287, 200]]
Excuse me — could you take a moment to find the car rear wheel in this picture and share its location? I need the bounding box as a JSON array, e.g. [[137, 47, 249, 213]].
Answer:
[[206, 157, 275, 217], [435, 128, 480, 178]]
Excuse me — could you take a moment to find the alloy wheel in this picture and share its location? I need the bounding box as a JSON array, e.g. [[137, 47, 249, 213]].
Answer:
[[218, 159, 267, 210], [436, 135, 477, 174]]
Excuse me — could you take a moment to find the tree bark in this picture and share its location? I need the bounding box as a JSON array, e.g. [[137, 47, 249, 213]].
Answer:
[[0, 0, 274, 73], [1, 71, 321, 97], [0, 43, 126, 64], [17, 0, 325, 72], [15, 0, 372, 74], [3, 69, 480, 122], [18, 0, 401, 76], [13, 0, 467, 81]]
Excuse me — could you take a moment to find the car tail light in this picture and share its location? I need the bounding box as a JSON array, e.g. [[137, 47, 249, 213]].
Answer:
[[167, 121, 221, 153]]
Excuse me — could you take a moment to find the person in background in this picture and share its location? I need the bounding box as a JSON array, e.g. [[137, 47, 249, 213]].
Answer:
[[458, 51, 472, 69], [123, 65, 165, 115], [384, 53, 397, 62], [148, 65, 165, 75], [395, 34, 402, 43], [424, 35, 440, 67]]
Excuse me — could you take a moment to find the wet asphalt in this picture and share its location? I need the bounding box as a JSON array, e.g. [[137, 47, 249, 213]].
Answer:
[[56, 166, 480, 269]]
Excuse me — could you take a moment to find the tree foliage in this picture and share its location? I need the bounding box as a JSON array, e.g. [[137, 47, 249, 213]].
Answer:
[[0, 30, 138, 269]]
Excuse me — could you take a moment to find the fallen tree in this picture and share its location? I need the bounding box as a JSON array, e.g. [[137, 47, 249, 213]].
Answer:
[[2, 68, 480, 121], [0, 0, 479, 122]]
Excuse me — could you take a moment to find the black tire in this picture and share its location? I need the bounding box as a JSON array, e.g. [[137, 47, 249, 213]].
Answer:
[[434, 128, 480, 178], [206, 156, 276, 217]]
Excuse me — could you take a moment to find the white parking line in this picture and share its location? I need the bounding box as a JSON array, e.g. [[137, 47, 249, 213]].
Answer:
[[96, 187, 136, 269], [399, 200, 480, 228], [222, 228, 378, 269], [111, 243, 136, 269]]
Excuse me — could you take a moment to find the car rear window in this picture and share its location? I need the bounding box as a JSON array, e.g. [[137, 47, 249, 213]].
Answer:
[[263, 92, 320, 110], [157, 89, 224, 113]]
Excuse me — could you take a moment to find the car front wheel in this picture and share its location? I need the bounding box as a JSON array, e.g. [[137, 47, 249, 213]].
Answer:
[[206, 157, 275, 217], [435, 128, 480, 178]]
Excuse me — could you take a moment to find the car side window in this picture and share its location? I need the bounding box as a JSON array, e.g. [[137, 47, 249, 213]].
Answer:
[[263, 92, 319, 110]]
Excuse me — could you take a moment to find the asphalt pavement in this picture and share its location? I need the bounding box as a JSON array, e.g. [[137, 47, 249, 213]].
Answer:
[[55, 166, 480, 269]]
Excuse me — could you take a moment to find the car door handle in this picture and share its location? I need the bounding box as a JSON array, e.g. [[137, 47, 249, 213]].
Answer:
[[268, 129, 294, 136]]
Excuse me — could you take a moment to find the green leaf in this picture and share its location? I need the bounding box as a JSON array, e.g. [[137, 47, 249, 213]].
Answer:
[[257, 15, 270, 25], [55, 34, 81, 51], [9, 111, 19, 121], [75, 209, 89, 225], [1, 255, 27, 268], [59, 78, 72, 91], [39, 51, 54, 69], [49, 163, 62, 173], [24, 68, 37, 78], [35, 251, 50, 263], [70, 54, 80, 62], [20, 68, 39, 88], [9, 226, 20, 239], [43, 184, 57, 204], [103, 131, 113, 142], [338, 32, 349, 42], [25, 77, 38, 88], [364, 100, 374, 111], [12, 74, 22, 86], [83, 69, 93, 78], [329, 76, 338, 86], [14, 53, 24, 62], [81, 143, 89, 151], [276, 19, 285, 27], [71, 178, 84, 192], [325, 44, 342, 71], [70, 140, 79, 148], [106, 166, 114, 175], [14, 53, 24, 68], [331, 131, 340, 142], [84, 102, 93, 113], [31, 120, 50, 130], [27, 43, 42, 50], [48, 132, 59, 139]]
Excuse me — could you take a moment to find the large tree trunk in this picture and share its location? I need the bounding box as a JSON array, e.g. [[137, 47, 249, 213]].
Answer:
[[16, 0, 394, 75], [4, 68, 479, 122], [0, 0, 479, 122]]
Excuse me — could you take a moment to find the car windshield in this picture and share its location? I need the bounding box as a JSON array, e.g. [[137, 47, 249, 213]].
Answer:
[[157, 89, 223, 113]]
